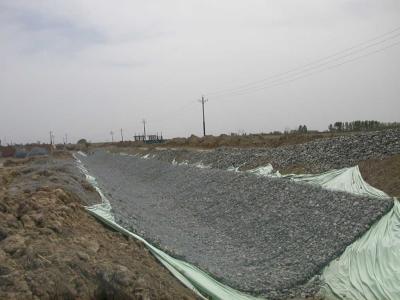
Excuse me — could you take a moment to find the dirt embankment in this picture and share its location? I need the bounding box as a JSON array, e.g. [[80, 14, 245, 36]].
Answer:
[[165, 133, 335, 149], [94, 132, 342, 150], [0, 156, 197, 300]]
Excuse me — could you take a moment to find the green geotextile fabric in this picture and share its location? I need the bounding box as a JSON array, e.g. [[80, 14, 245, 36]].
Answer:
[[247, 165, 389, 199], [321, 199, 400, 300], [74, 154, 263, 300]]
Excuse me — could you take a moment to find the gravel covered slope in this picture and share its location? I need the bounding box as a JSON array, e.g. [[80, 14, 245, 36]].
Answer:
[[79, 150, 393, 299], [138, 129, 400, 173]]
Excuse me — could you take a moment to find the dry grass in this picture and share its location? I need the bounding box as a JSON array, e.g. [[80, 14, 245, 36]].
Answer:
[[91, 132, 348, 150]]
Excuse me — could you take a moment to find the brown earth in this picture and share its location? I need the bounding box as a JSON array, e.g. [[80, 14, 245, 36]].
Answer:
[[358, 154, 400, 198], [0, 156, 198, 300]]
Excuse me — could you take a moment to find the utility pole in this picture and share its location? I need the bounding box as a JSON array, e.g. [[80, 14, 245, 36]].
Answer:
[[65, 134, 68, 144], [49, 131, 53, 145], [110, 131, 114, 143], [198, 96, 208, 136], [120, 128, 124, 142], [142, 119, 147, 140]]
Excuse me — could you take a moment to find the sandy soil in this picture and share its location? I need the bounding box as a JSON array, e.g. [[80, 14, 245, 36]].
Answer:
[[0, 155, 198, 300]]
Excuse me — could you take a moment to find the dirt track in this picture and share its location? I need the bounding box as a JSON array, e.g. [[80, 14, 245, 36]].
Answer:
[[0, 156, 197, 299]]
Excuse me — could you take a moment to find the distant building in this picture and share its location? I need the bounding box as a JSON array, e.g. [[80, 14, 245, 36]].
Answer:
[[134, 135, 146, 141], [133, 133, 164, 144]]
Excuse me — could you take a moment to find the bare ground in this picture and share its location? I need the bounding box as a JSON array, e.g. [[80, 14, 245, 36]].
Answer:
[[358, 154, 400, 198]]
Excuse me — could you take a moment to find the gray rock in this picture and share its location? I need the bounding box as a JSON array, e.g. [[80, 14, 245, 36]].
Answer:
[[80, 150, 393, 299], [147, 129, 400, 173]]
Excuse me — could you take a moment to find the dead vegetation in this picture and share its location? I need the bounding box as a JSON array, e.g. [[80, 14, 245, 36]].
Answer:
[[165, 132, 340, 149], [3, 157, 36, 167], [169, 133, 323, 148], [91, 132, 347, 151]]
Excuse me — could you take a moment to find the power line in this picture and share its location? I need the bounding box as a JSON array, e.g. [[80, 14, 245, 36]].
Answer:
[[207, 26, 400, 97], [206, 25, 400, 98], [132, 26, 400, 135], [213, 40, 400, 99], [211, 32, 400, 97]]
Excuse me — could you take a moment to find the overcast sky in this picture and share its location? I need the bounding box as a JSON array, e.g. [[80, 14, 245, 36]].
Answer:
[[1, 0, 399, 144]]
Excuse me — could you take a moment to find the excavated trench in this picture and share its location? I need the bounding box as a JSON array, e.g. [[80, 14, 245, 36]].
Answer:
[[78, 150, 392, 299]]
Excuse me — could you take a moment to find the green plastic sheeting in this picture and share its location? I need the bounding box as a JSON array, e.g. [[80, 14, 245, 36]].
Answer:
[[246, 164, 274, 176], [247, 165, 390, 199], [281, 166, 390, 199], [74, 154, 264, 300], [321, 199, 400, 300]]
